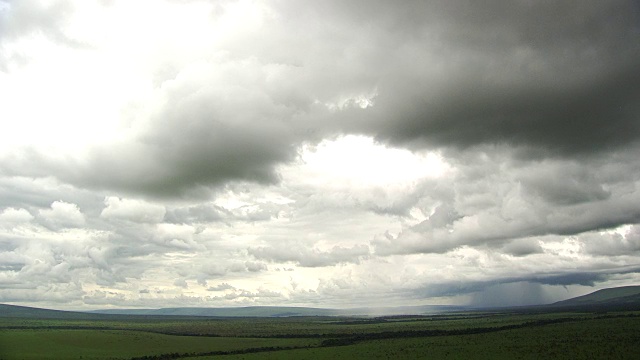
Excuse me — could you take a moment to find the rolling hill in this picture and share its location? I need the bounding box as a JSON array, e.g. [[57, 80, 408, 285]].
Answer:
[[0, 303, 464, 319], [91, 306, 341, 317], [0, 303, 110, 319], [551, 285, 640, 308], [90, 305, 463, 317]]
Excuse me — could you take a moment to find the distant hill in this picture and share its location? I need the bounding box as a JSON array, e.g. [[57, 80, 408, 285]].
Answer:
[[91, 305, 463, 317], [91, 306, 341, 317], [0, 303, 465, 319], [5, 286, 640, 320], [0, 304, 340, 319], [0, 303, 109, 319], [550, 285, 640, 309]]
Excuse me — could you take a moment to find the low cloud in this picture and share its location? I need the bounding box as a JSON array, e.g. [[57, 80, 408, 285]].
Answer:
[[207, 283, 235, 292], [0, 207, 33, 228], [100, 197, 166, 223], [500, 239, 544, 257], [373, 153, 640, 255], [412, 265, 640, 305], [38, 201, 85, 230], [580, 226, 640, 256], [249, 244, 370, 267]]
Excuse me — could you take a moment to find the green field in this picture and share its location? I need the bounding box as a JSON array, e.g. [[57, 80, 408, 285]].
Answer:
[[0, 329, 318, 360], [1, 311, 639, 359]]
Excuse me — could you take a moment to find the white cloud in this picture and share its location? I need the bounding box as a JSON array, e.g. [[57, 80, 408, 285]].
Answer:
[[0, 207, 33, 228], [207, 282, 235, 292], [38, 201, 85, 229], [100, 196, 166, 223], [580, 225, 640, 256]]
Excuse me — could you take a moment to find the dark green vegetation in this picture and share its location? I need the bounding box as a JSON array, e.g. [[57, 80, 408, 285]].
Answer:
[[2, 286, 640, 359]]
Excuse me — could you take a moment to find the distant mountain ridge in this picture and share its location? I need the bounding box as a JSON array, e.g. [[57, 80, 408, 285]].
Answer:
[[0, 303, 111, 319], [0, 303, 463, 319], [551, 285, 640, 308], [91, 306, 341, 317], [90, 305, 463, 317], [3, 285, 640, 319]]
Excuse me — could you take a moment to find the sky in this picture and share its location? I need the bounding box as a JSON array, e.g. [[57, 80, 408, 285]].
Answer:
[[1, 0, 640, 311]]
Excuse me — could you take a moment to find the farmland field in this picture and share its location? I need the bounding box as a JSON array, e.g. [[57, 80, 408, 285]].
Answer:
[[1, 311, 639, 359]]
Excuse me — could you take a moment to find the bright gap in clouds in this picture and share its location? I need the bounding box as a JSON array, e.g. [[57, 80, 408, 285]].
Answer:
[[289, 135, 450, 188], [214, 135, 448, 217]]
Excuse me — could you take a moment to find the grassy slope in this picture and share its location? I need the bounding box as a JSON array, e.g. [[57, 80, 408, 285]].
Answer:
[[553, 286, 640, 306], [0, 304, 105, 320]]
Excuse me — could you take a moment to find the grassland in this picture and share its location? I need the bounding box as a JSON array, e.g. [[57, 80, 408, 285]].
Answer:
[[1, 311, 639, 359]]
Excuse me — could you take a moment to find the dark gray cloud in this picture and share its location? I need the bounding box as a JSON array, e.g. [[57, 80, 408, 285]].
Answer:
[[517, 162, 611, 205], [412, 265, 640, 302], [0, 58, 301, 199], [276, 0, 640, 157], [500, 238, 544, 257], [341, 0, 640, 157], [3, 1, 639, 199], [372, 63, 640, 157], [86, 93, 296, 197]]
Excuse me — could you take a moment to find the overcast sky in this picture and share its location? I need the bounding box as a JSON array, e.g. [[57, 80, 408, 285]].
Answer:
[[1, 0, 640, 310]]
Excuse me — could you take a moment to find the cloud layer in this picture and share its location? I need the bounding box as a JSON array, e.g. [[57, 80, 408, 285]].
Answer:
[[1, 0, 640, 309]]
